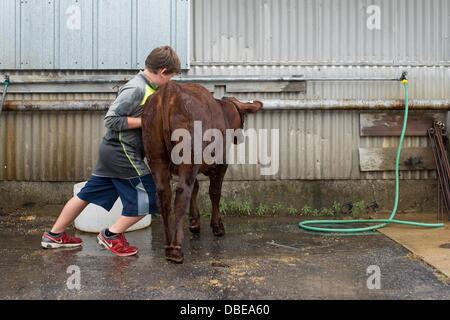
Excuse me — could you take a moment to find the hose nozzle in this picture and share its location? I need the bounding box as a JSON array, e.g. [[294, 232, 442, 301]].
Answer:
[[3, 75, 10, 86], [399, 71, 408, 84]]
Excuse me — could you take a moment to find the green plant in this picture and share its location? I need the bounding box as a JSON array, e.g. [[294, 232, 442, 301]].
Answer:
[[220, 200, 253, 216], [255, 203, 268, 216], [331, 201, 343, 215], [219, 200, 228, 215], [228, 200, 240, 215], [287, 206, 298, 216], [319, 207, 334, 217], [271, 202, 283, 215], [353, 200, 366, 216], [238, 200, 252, 216], [301, 205, 313, 215], [200, 211, 211, 218]]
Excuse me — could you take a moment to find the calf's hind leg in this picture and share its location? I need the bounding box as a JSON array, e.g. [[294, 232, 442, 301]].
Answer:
[[188, 179, 201, 234], [167, 164, 200, 263], [209, 165, 227, 237], [150, 161, 173, 258]]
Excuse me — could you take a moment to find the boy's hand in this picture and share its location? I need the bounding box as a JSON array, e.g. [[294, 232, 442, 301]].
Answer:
[[127, 117, 142, 129]]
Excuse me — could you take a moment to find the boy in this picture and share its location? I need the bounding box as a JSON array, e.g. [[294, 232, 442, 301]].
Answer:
[[41, 46, 181, 257]]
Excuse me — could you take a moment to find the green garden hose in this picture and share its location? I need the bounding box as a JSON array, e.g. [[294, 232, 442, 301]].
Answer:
[[299, 78, 445, 233], [1, 75, 10, 116]]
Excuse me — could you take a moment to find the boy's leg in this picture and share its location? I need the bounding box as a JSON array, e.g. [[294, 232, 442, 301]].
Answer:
[[51, 176, 117, 233], [97, 216, 145, 257], [97, 174, 156, 257], [109, 216, 144, 234], [41, 196, 88, 249], [51, 196, 88, 233], [42, 175, 119, 249]]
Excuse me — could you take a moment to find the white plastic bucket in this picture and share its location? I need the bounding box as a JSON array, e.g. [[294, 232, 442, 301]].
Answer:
[[73, 181, 151, 233]]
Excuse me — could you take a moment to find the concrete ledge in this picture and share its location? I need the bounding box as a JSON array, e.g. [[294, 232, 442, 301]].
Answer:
[[0, 180, 438, 214]]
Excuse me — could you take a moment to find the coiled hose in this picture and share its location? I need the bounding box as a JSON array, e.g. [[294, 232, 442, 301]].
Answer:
[[299, 79, 445, 233]]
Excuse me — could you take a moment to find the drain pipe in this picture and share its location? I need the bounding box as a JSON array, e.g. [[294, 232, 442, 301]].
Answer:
[[3, 99, 450, 111], [0, 75, 11, 116], [6, 75, 403, 84], [4, 71, 450, 111]]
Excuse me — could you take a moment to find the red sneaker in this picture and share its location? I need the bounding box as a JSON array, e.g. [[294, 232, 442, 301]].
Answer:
[[97, 229, 138, 257], [41, 232, 83, 249]]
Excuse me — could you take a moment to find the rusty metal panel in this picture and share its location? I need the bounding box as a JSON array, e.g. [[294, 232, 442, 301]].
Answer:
[[226, 109, 439, 181], [359, 135, 437, 180], [0, 111, 105, 181], [224, 109, 361, 181], [359, 147, 436, 171], [0, 108, 441, 182], [360, 112, 447, 136]]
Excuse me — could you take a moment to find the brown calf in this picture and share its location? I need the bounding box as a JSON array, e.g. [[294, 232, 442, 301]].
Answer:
[[142, 81, 262, 263]]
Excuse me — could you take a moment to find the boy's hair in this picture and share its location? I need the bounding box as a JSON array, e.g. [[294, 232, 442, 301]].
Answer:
[[145, 46, 181, 75]]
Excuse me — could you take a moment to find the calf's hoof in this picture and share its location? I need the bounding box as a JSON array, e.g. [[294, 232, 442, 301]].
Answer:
[[165, 246, 184, 264], [211, 222, 225, 237], [189, 219, 201, 234]]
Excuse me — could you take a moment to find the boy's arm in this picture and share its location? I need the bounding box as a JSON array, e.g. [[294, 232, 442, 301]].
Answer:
[[104, 85, 144, 131], [126, 117, 142, 129]]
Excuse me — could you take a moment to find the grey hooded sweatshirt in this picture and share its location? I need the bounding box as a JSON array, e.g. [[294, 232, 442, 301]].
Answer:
[[92, 71, 157, 179]]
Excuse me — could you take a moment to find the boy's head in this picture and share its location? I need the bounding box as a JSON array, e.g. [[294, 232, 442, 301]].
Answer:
[[145, 46, 181, 86]]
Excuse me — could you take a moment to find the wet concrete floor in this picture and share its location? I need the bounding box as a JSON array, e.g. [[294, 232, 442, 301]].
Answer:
[[0, 206, 448, 299]]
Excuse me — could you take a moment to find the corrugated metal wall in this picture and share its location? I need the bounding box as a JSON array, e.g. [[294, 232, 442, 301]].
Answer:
[[0, 108, 440, 181], [4, 66, 450, 101], [0, 111, 105, 181], [0, 0, 189, 69], [1, 0, 449, 182], [191, 0, 450, 65], [187, 65, 450, 100]]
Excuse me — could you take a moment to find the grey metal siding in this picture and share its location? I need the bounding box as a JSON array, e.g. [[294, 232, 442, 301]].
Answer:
[[0, 0, 190, 69], [191, 0, 450, 65]]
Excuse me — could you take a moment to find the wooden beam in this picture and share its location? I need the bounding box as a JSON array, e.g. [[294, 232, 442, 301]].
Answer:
[[360, 112, 447, 136], [359, 147, 436, 171]]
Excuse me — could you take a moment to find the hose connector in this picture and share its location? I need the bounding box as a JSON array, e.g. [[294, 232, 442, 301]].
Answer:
[[1, 74, 11, 115], [3, 74, 10, 87], [399, 71, 408, 85]]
